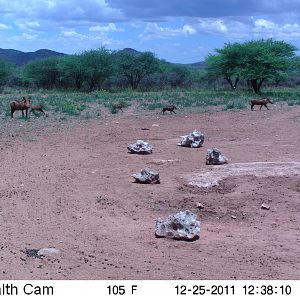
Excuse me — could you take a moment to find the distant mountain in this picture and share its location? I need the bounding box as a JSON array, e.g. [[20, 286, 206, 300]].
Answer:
[[0, 48, 65, 66], [182, 61, 207, 70], [118, 48, 141, 55], [0, 47, 206, 69]]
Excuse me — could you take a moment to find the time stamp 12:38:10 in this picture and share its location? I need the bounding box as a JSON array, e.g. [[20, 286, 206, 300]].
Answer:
[[175, 284, 292, 296]]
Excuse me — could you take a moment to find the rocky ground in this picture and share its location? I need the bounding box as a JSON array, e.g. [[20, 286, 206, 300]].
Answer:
[[0, 103, 299, 279]]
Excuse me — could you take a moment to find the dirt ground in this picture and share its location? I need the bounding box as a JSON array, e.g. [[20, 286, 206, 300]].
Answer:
[[0, 103, 299, 280]]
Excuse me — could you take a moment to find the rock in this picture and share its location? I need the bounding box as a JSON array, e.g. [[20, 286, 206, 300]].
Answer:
[[178, 130, 204, 148], [37, 247, 61, 256], [127, 140, 153, 154], [231, 215, 237, 219], [132, 169, 160, 184], [155, 210, 200, 241], [197, 203, 204, 209], [261, 203, 270, 210], [206, 148, 228, 165]]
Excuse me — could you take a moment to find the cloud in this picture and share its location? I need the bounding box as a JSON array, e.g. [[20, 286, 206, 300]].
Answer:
[[0, 23, 10, 30], [140, 23, 197, 39], [107, 0, 300, 19], [89, 23, 123, 32], [253, 18, 300, 39]]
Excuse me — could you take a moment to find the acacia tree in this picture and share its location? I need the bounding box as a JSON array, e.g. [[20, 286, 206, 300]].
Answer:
[[23, 57, 60, 88], [81, 47, 114, 91], [206, 43, 242, 89], [206, 39, 296, 93], [57, 55, 85, 89], [116, 51, 159, 89], [0, 59, 13, 86]]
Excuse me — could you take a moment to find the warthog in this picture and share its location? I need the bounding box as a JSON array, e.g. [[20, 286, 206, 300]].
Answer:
[[30, 105, 45, 115], [10, 96, 31, 118], [250, 98, 273, 110], [162, 105, 177, 114], [112, 103, 125, 112]]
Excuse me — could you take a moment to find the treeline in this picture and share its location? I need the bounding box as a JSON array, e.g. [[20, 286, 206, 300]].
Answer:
[[0, 47, 202, 92], [0, 40, 300, 93]]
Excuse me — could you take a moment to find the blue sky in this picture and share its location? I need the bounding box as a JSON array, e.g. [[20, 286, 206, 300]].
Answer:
[[0, 0, 299, 63]]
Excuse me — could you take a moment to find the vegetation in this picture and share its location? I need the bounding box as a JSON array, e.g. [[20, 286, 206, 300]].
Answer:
[[206, 39, 297, 93], [0, 40, 299, 119]]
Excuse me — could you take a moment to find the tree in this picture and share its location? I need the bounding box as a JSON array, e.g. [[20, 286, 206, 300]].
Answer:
[[57, 55, 86, 89], [23, 57, 60, 88], [0, 59, 13, 86], [206, 43, 242, 90], [206, 39, 296, 93], [116, 51, 159, 89], [80, 47, 114, 91]]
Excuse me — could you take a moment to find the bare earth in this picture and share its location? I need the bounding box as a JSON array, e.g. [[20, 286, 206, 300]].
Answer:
[[0, 104, 299, 280]]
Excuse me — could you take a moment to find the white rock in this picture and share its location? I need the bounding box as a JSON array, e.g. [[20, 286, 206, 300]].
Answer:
[[37, 247, 61, 256], [155, 210, 200, 241]]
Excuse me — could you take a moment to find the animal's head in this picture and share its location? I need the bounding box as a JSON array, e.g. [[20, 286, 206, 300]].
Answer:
[[172, 105, 177, 109], [25, 96, 31, 107], [266, 98, 273, 104]]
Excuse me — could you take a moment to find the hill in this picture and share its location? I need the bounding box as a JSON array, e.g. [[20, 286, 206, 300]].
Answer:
[[0, 48, 65, 66]]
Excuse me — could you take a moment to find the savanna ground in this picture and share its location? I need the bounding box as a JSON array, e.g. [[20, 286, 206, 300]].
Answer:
[[0, 88, 299, 279]]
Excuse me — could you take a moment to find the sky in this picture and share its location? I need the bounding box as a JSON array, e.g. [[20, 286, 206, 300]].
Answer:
[[0, 0, 299, 63]]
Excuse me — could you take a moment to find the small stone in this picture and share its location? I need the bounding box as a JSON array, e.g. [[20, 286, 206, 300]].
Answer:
[[127, 140, 153, 154], [152, 124, 159, 127], [132, 169, 160, 184], [206, 148, 228, 165], [261, 203, 270, 210], [197, 203, 204, 209], [231, 215, 237, 219], [178, 130, 204, 148], [155, 210, 200, 241]]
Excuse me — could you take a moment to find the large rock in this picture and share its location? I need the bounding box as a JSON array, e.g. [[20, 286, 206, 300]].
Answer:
[[155, 210, 200, 241], [178, 130, 204, 148], [132, 169, 160, 184], [206, 148, 228, 165], [127, 140, 153, 154]]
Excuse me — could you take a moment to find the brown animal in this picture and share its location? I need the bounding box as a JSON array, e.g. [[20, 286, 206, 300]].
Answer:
[[112, 103, 125, 112], [30, 104, 45, 115], [10, 96, 31, 118], [162, 105, 177, 114], [250, 98, 273, 110]]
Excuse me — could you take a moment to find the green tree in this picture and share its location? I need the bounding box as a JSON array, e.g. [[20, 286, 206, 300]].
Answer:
[[57, 55, 85, 89], [116, 51, 159, 89], [206, 39, 296, 93], [23, 57, 60, 88], [0, 59, 13, 86], [80, 47, 114, 91], [206, 43, 242, 89]]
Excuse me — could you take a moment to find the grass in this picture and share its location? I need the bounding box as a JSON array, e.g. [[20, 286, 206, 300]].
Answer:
[[0, 87, 299, 120]]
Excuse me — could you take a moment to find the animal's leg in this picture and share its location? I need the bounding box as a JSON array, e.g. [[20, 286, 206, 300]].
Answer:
[[251, 104, 254, 110], [259, 105, 263, 110], [120, 107, 123, 112], [22, 110, 24, 117], [265, 104, 269, 110], [11, 109, 14, 118]]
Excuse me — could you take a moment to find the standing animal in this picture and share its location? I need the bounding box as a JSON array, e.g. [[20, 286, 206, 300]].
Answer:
[[10, 96, 31, 118], [112, 103, 125, 112], [30, 104, 45, 115], [162, 105, 177, 114], [250, 98, 273, 110]]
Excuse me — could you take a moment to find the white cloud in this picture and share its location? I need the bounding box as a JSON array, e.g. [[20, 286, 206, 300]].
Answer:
[[140, 23, 197, 39], [89, 23, 122, 32], [16, 21, 40, 31], [0, 23, 10, 30], [253, 18, 300, 39]]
